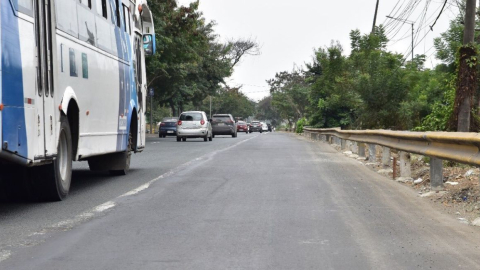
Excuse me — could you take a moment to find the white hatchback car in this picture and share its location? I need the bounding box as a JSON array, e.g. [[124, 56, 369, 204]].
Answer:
[[261, 122, 269, 132], [176, 111, 213, 142]]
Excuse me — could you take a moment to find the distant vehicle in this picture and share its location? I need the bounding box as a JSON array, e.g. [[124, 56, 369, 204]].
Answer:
[[212, 114, 237, 138], [159, 117, 178, 138], [237, 121, 249, 134], [249, 121, 263, 133], [176, 111, 212, 142], [261, 122, 269, 132]]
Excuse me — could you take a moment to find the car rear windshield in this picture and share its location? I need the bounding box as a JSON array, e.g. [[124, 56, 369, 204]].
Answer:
[[162, 117, 177, 122], [238, 121, 246, 125], [179, 113, 203, 121], [212, 115, 231, 122]]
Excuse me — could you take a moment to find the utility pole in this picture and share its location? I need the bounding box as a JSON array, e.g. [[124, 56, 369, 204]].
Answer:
[[386, 16, 414, 62], [209, 96, 212, 119], [371, 0, 380, 34], [456, 0, 477, 132]]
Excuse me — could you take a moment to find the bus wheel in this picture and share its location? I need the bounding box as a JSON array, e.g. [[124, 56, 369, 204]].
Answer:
[[109, 132, 132, 176], [42, 115, 72, 201]]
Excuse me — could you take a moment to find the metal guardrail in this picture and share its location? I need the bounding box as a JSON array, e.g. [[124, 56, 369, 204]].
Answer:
[[303, 127, 480, 166], [303, 127, 480, 190]]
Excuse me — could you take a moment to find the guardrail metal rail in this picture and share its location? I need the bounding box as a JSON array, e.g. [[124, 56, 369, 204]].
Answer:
[[303, 127, 480, 190]]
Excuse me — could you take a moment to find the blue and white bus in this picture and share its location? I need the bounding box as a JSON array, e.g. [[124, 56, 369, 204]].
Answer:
[[0, 0, 155, 200]]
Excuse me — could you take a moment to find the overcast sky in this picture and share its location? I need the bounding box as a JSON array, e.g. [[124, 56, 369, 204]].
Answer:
[[177, 0, 460, 101]]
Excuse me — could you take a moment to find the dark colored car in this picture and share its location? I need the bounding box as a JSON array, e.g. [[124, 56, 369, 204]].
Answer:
[[158, 117, 178, 138], [249, 121, 263, 133], [211, 114, 237, 138], [237, 121, 248, 134]]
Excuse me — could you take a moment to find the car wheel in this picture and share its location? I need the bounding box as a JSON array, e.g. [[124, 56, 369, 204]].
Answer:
[[176, 136, 181, 142], [209, 133, 213, 141], [182, 137, 186, 142], [212, 134, 215, 138], [204, 134, 208, 141]]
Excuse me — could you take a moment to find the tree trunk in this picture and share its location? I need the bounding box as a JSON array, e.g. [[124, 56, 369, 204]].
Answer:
[[169, 100, 176, 117], [454, 45, 477, 132]]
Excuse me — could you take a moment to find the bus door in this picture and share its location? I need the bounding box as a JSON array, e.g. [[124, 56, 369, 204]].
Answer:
[[134, 34, 144, 147], [34, 0, 56, 160]]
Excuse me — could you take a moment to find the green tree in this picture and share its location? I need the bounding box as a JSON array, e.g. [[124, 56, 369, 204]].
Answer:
[[268, 69, 309, 128], [146, 0, 259, 116]]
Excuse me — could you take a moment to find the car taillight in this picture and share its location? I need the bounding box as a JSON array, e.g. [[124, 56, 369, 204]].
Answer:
[[227, 120, 233, 123], [160, 123, 165, 127], [200, 120, 205, 125], [177, 120, 182, 126]]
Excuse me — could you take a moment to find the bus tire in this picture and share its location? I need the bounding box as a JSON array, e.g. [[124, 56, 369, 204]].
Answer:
[[41, 115, 73, 201], [109, 132, 132, 176]]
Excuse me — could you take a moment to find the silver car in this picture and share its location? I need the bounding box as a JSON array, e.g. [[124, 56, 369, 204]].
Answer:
[[176, 111, 213, 142]]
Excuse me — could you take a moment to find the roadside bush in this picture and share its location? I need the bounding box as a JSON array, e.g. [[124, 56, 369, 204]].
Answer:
[[296, 118, 307, 133]]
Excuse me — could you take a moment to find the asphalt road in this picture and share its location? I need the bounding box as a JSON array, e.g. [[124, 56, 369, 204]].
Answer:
[[1, 132, 480, 269]]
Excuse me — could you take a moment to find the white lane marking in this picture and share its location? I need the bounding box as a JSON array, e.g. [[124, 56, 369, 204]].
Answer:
[[94, 201, 116, 212], [9, 134, 261, 259], [0, 250, 11, 263]]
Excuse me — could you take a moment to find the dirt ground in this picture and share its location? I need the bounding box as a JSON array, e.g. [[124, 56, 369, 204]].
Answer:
[[317, 136, 480, 225], [368, 156, 480, 223]]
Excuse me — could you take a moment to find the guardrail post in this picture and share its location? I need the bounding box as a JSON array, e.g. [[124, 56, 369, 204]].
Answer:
[[382, 147, 390, 167], [349, 141, 357, 153], [358, 143, 366, 157], [341, 139, 346, 150], [399, 151, 411, 178], [368, 144, 376, 162], [430, 157, 444, 190]]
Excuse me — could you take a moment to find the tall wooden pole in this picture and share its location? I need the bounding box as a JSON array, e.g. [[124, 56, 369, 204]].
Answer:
[[456, 0, 476, 132], [371, 0, 380, 34]]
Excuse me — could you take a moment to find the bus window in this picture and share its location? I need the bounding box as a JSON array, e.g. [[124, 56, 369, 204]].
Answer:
[[18, 0, 33, 16], [78, 3, 96, 46], [123, 5, 130, 34], [79, 0, 91, 9], [82, 53, 88, 79], [60, 44, 64, 73], [101, 0, 107, 19], [69, 48, 78, 77], [115, 0, 121, 28], [55, 0, 79, 38]]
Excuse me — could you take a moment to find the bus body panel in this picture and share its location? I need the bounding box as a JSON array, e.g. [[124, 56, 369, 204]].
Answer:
[[1, 0, 28, 162], [0, 0, 152, 170]]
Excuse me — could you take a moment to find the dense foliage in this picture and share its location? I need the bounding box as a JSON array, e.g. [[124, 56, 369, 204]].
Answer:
[[146, 0, 258, 120], [268, 19, 474, 131]]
